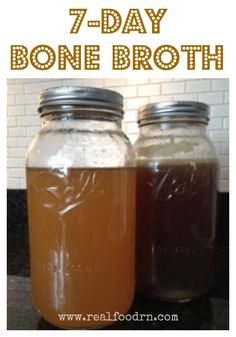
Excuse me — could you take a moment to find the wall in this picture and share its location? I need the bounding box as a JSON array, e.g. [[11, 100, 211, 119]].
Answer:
[[7, 78, 229, 191]]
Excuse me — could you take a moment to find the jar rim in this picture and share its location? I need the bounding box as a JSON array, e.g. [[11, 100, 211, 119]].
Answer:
[[38, 86, 124, 117], [138, 101, 209, 126]]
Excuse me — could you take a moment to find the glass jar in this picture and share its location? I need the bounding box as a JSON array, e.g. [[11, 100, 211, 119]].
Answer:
[[134, 101, 219, 302], [26, 86, 136, 328]]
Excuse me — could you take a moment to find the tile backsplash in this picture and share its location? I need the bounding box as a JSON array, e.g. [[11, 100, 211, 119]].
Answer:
[[7, 78, 229, 191]]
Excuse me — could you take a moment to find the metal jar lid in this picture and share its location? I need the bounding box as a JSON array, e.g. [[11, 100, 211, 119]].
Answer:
[[38, 86, 124, 117], [138, 101, 210, 126]]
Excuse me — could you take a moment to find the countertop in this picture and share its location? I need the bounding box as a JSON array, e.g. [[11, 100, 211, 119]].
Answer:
[[7, 190, 229, 330]]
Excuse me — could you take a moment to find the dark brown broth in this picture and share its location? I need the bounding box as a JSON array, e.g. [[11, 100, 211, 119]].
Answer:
[[136, 160, 218, 301]]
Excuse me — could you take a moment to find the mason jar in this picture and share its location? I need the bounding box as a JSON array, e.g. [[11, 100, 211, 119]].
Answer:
[[134, 101, 219, 302], [26, 87, 136, 328]]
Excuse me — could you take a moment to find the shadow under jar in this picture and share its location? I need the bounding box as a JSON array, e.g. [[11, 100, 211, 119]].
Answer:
[[134, 101, 219, 303], [26, 87, 136, 328]]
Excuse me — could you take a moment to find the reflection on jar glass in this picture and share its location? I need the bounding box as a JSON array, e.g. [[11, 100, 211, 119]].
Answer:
[[26, 87, 136, 328], [134, 101, 219, 302]]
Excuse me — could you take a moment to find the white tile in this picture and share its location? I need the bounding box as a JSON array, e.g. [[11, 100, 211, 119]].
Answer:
[[207, 118, 222, 130], [103, 78, 126, 87], [220, 167, 229, 180], [7, 116, 16, 127], [149, 95, 173, 103], [26, 126, 41, 136], [8, 127, 26, 137], [8, 168, 25, 178], [212, 79, 229, 91], [24, 82, 42, 94], [7, 138, 18, 147], [127, 78, 149, 85], [7, 178, 19, 189], [213, 143, 221, 155], [173, 93, 197, 101], [222, 143, 229, 155], [15, 94, 37, 105], [124, 122, 139, 134], [19, 179, 27, 189], [7, 95, 15, 105], [126, 97, 149, 110], [18, 137, 33, 147], [115, 86, 137, 98], [9, 147, 27, 158], [186, 80, 211, 93], [199, 92, 224, 105], [211, 104, 229, 117], [210, 130, 229, 142], [14, 79, 42, 84], [7, 158, 26, 168], [137, 84, 160, 96], [7, 148, 11, 158], [8, 105, 25, 116], [223, 118, 229, 129], [16, 116, 40, 126], [219, 155, 229, 166], [7, 79, 15, 84], [8, 84, 24, 95], [42, 80, 64, 89], [161, 82, 185, 95], [219, 180, 229, 192], [62, 79, 84, 86], [123, 110, 138, 122], [82, 78, 104, 87], [150, 78, 174, 83], [16, 158, 26, 168], [224, 91, 229, 104], [25, 105, 38, 116]]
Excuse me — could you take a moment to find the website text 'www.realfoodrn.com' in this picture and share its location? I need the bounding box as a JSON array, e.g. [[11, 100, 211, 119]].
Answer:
[[58, 311, 179, 323]]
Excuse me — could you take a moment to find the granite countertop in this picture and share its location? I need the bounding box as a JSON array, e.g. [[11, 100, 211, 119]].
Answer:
[[7, 190, 229, 330]]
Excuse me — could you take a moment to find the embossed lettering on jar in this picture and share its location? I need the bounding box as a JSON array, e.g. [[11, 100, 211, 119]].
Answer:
[[134, 101, 219, 302], [26, 87, 136, 328]]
